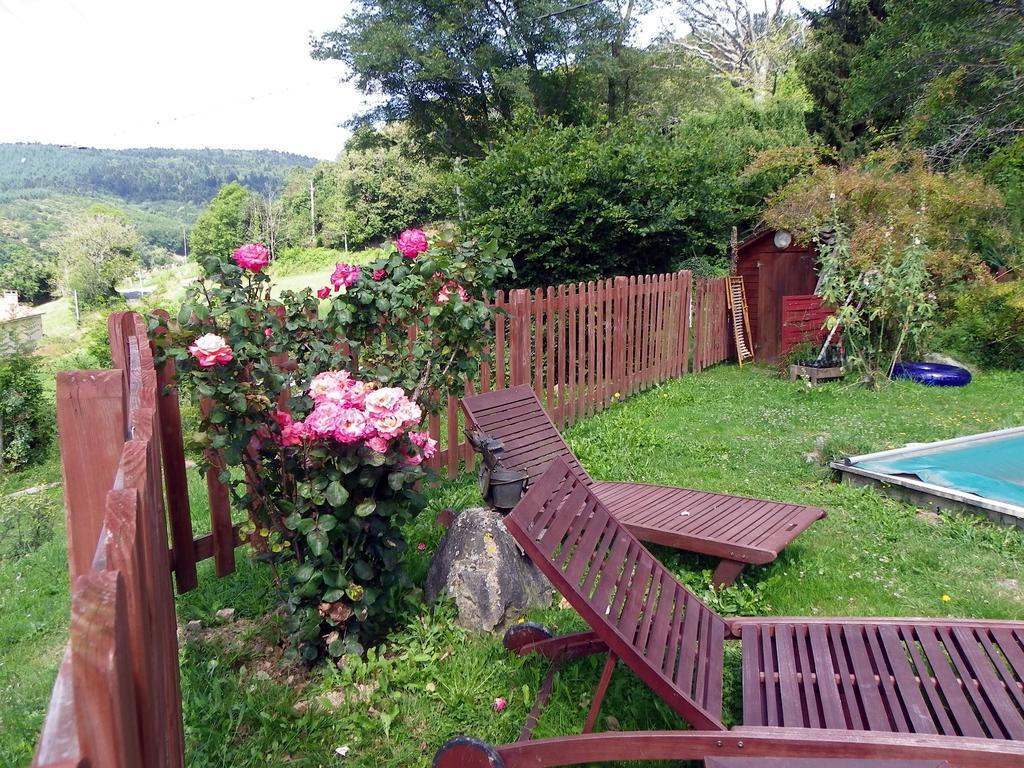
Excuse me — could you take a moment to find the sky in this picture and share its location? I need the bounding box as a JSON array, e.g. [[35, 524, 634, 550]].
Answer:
[[0, 0, 824, 161]]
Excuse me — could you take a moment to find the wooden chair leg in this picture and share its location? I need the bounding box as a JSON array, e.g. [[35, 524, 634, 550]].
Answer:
[[712, 559, 745, 588], [582, 652, 617, 734]]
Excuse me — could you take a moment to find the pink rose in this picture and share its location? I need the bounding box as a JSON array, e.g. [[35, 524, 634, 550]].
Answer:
[[417, 542, 426, 551], [304, 402, 345, 438], [273, 410, 294, 428], [396, 228, 428, 259], [395, 399, 422, 427], [368, 411, 404, 439], [366, 435, 391, 453], [330, 263, 361, 291], [436, 280, 468, 304], [188, 333, 233, 367], [372, 268, 386, 281], [364, 387, 406, 415], [409, 431, 438, 459], [309, 371, 352, 404], [264, 327, 273, 338], [493, 697, 507, 713], [344, 380, 374, 408], [233, 243, 270, 272], [280, 421, 309, 447], [333, 408, 371, 444], [317, 286, 331, 300]]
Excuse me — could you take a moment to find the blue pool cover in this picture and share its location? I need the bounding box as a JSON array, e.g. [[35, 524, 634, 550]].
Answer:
[[854, 432, 1024, 508]]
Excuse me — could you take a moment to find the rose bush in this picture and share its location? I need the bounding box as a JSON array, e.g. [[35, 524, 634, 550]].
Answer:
[[152, 231, 512, 661]]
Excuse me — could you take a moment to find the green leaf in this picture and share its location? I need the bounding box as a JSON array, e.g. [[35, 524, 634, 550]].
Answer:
[[322, 588, 346, 603], [318, 514, 338, 532], [325, 481, 349, 508], [355, 499, 376, 517], [296, 518, 316, 535], [294, 564, 315, 582], [307, 530, 329, 557], [230, 306, 250, 328], [284, 512, 303, 530], [353, 560, 375, 580]]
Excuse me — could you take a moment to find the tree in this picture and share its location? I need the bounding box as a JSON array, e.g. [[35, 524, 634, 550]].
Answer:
[[795, 0, 885, 157], [673, 0, 803, 102], [0, 243, 52, 304], [460, 99, 812, 286], [844, 0, 1024, 166], [54, 213, 140, 307], [188, 182, 263, 260], [311, 0, 645, 156], [276, 126, 449, 250]]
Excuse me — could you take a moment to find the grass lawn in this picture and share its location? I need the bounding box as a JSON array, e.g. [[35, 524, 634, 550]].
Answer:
[[3, 365, 1024, 767]]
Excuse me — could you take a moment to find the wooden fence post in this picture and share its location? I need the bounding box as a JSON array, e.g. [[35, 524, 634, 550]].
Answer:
[[57, 370, 128, 582]]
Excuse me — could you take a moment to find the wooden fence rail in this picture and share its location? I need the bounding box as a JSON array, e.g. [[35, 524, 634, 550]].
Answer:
[[32, 272, 731, 765]]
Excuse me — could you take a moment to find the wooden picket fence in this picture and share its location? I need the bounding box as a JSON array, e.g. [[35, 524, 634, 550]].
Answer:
[[32, 271, 731, 766], [34, 312, 184, 768], [428, 273, 731, 478]]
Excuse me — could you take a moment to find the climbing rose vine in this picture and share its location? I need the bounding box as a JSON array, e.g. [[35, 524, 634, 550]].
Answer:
[[152, 227, 512, 661]]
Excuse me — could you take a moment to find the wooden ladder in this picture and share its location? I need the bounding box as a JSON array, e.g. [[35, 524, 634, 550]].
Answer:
[[726, 276, 753, 366]]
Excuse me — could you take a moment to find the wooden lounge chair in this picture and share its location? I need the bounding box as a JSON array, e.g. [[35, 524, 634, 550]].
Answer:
[[461, 385, 826, 586], [433, 459, 1024, 768]]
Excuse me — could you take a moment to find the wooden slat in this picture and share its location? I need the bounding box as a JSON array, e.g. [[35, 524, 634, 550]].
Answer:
[[70, 571, 143, 768], [561, 284, 569, 428], [533, 287, 544, 403], [149, 312, 197, 593], [57, 370, 128, 582], [199, 399, 236, 577]]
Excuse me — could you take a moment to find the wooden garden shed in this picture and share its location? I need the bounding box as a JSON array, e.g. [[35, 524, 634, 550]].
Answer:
[[733, 229, 819, 363]]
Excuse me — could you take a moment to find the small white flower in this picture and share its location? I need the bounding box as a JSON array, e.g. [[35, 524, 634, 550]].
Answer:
[[335, 746, 350, 758]]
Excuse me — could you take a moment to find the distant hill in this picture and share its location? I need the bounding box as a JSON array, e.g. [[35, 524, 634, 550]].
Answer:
[[0, 143, 317, 204]]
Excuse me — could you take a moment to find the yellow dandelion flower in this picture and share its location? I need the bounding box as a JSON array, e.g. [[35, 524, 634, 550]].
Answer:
[[942, 594, 951, 602]]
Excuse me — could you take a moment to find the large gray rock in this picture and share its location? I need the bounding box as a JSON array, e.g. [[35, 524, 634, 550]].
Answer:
[[426, 507, 552, 632]]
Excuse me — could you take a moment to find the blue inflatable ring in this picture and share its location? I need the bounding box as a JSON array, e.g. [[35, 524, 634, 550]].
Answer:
[[891, 362, 972, 387]]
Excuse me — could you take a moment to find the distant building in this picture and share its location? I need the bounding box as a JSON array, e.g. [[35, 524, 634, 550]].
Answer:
[[0, 292, 44, 355]]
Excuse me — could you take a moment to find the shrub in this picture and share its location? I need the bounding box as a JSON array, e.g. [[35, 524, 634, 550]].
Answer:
[[814, 218, 936, 381], [0, 491, 61, 562], [154, 230, 512, 662], [0, 355, 51, 471], [938, 281, 1024, 370], [763, 150, 1012, 288], [460, 101, 812, 287]]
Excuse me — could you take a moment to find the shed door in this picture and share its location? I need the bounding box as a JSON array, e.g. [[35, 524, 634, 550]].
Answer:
[[757, 250, 818, 363]]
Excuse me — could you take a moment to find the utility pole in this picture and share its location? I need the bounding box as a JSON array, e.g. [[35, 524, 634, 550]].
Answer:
[[309, 176, 316, 243], [266, 191, 276, 259]]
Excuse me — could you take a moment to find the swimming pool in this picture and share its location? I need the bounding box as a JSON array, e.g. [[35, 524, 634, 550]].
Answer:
[[831, 426, 1024, 529]]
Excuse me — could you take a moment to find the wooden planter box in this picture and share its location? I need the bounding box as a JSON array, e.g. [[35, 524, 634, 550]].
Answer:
[[789, 363, 844, 384]]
